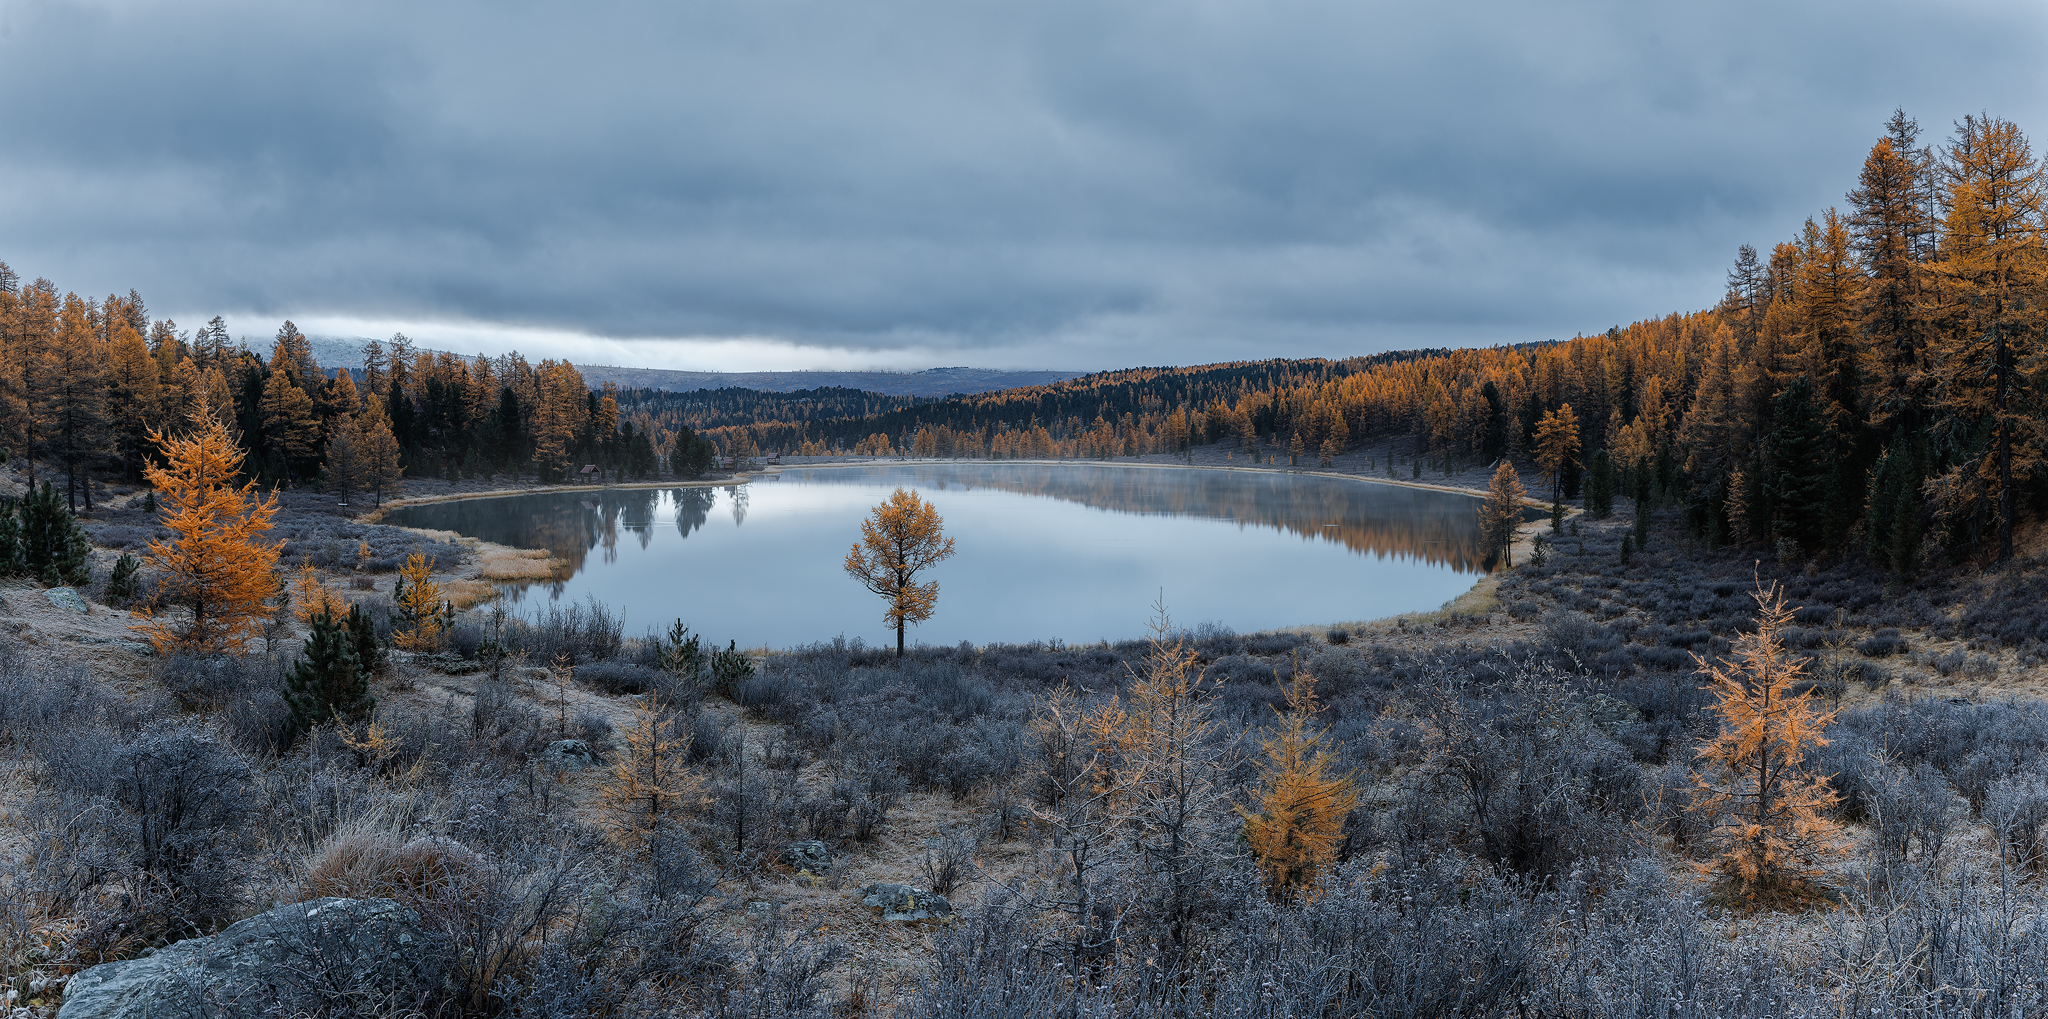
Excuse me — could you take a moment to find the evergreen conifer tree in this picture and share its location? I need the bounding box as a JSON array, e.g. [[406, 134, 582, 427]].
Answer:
[[1479, 381, 1508, 460], [19, 480, 92, 586], [1866, 437, 1924, 576], [1763, 376, 1835, 555], [1587, 450, 1617, 517], [346, 602, 386, 674], [1633, 468, 1653, 551], [0, 499, 22, 576], [284, 606, 373, 737]]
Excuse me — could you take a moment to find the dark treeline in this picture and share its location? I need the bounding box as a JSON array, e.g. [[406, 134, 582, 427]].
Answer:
[[710, 353, 1446, 460], [613, 386, 927, 432]]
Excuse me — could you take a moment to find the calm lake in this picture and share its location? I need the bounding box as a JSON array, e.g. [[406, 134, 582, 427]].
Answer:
[[384, 463, 1502, 648]]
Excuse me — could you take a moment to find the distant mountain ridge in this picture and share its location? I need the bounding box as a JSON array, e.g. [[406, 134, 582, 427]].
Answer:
[[574, 364, 1085, 397], [302, 336, 1078, 397]]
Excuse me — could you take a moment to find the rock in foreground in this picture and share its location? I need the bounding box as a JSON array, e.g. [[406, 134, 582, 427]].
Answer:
[[57, 898, 441, 1019], [859, 882, 952, 922]]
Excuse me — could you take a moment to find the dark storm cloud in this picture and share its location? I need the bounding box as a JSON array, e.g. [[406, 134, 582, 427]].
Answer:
[[2, 0, 2045, 369]]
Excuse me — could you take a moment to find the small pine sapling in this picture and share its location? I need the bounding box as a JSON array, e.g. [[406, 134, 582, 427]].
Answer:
[[284, 607, 374, 738], [19, 481, 93, 587], [710, 640, 754, 698], [0, 498, 21, 575], [106, 553, 142, 605], [345, 602, 385, 674], [659, 619, 707, 697]]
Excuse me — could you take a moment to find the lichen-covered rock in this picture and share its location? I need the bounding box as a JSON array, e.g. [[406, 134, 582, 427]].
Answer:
[[781, 840, 832, 872], [44, 587, 89, 614], [56, 898, 441, 1019], [544, 739, 602, 770], [859, 882, 951, 922]]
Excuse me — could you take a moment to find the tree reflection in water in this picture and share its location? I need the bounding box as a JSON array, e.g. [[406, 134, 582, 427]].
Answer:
[[383, 465, 1522, 645], [779, 464, 1506, 570]]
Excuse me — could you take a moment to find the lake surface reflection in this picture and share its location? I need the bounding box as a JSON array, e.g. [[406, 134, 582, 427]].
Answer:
[[384, 464, 1500, 647]]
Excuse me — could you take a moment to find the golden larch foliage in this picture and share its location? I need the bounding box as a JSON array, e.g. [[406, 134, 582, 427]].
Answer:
[[1240, 665, 1359, 901], [290, 557, 346, 622], [844, 487, 957, 656], [1689, 580, 1845, 896], [1478, 461, 1528, 567], [134, 404, 281, 654], [259, 370, 320, 477], [1533, 402, 1581, 500], [392, 552, 450, 652], [601, 698, 706, 854], [359, 408, 403, 504]]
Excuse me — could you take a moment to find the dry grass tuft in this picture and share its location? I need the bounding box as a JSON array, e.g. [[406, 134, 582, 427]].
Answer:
[[301, 830, 491, 913], [476, 545, 569, 582], [443, 579, 501, 610]]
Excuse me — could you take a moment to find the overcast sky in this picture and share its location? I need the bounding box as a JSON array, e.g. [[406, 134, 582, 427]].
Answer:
[[3, 0, 2045, 372]]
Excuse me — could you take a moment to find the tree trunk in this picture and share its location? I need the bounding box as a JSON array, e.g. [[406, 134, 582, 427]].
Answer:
[[896, 620, 905, 657], [1997, 324, 2014, 562]]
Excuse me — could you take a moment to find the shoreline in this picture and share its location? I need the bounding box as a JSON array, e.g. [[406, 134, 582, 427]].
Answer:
[[365, 455, 1559, 646], [356, 476, 743, 524]]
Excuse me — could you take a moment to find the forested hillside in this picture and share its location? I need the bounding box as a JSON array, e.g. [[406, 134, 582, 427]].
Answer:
[[0, 299, 722, 497], [691, 111, 2044, 569]]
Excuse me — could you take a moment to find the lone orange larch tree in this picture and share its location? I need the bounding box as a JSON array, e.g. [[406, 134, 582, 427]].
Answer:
[[135, 403, 282, 654], [845, 487, 956, 657], [1241, 665, 1359, 901], [1478, 461, 1528, 567], [1689, 580, 1844, 898]]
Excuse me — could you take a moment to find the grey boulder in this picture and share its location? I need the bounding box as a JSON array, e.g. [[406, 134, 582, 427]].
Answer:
[[44, 587, 89, 614], [859, 882, 952, 922], [781, 840, 832, 872], [56, 897, 441, 1019], [544, 739, 603, 770]]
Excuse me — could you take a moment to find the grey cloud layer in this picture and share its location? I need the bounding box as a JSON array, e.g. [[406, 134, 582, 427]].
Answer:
[[2, 0, 2044, 369]]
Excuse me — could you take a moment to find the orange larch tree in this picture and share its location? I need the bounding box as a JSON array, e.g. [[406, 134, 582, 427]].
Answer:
[[601, 697, 705, 854], [1689, 581, 1845, 897], [1241, 665, 1359, 901], [844, 487, 956, 656], [135, 404, 281, 654], [1533, 403, 1581, 502], [392, 552, 451, 652], [290, 557, 346, 622], [1478, 461, 1529, 567]]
